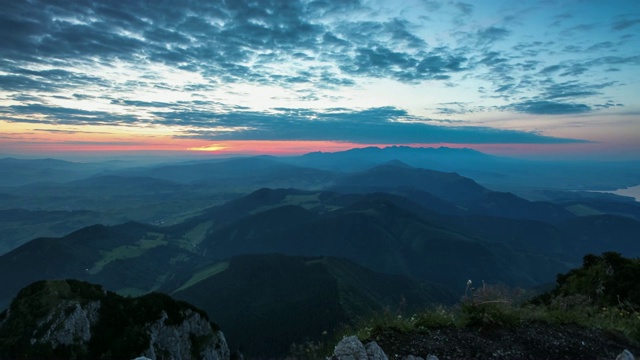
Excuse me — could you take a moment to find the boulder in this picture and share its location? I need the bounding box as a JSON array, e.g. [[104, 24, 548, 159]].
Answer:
[[617, 350, 635, 360], [365, 341, 388, 360], [330, 336, 392, 360], [331, 336, 368, 360]]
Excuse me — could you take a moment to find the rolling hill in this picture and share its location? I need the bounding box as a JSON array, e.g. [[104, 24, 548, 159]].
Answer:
[[200, 193, 571, 289], [168, 254, 454, 358], [0, 222, 201, 309], [330, 162, 574, 223]]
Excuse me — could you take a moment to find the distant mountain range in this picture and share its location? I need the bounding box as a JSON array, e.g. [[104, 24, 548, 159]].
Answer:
[[282, 146, 640, 193], [3, 146, 640, 191]]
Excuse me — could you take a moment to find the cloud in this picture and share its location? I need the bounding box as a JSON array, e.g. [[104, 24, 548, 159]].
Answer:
[[0, 74, 60, 92], [110, 100, 177, 108], [475, 26, 511, 47], [561, 23, 597, 37], [588, 55, 640, 67], [384, 19, 428, 48], [612, 18, 640, 31], [434, 102, 478, 115], [339, 45, 468, 82], [586, 41, 616, 52], [508, 101, 592, 115], [540, 65, 562, 74], [421, 1, 442, 12], [559, 65, 589, 77], [550, 12, 573, 27], [542, 81, 615, 100], [2, 104, 140, 125], [593, 101, 623, 110], [454, 2, 474, 15]]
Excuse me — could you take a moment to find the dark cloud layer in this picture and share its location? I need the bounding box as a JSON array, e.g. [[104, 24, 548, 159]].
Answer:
[[198, 107, 586, 143], [508, 101, 591, 115], [1, 100, 586, 144]]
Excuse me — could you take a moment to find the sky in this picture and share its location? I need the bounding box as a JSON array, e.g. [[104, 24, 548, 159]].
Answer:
[[1, 0, 639, 160]]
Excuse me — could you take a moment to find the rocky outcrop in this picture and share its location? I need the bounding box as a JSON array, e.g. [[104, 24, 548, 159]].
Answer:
[[30, 300, 101, 349], [142, 309, 229, 360], [0, 279, 229, 360]]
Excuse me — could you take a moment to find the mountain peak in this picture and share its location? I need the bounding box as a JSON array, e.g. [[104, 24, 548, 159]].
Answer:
[[290, 145, 494, 173]]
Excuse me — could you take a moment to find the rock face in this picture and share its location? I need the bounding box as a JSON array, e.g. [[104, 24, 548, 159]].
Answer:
[[143, 309, 229, 360], [29, 300, 101, 348], [0, 280, 229, 360]]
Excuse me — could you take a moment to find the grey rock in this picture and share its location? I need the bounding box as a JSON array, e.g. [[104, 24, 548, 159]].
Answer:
[[617, 350, 635, 360], [331, 336, 368, 360], [30, 300, 101, 348], [364, 341, 388, 360], [330, 336, 392, 360], [23, 298, 229, 360], [142, 309, 229, 360], [426, 355, 439, 360]]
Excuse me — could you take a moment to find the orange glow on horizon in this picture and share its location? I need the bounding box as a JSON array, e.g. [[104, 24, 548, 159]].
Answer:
[[192, 140, 377, 155], [1, 135, 633, 159]]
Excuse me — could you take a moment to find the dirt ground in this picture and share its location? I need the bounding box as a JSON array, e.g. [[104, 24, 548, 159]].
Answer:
[[368, 322, 640, 360]]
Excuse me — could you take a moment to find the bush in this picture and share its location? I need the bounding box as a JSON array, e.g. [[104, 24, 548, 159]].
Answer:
[[459, 282, 523, 329], [356, 310, 415, 339], [460, 301, 520, 329], [412, 306, 457, 329]]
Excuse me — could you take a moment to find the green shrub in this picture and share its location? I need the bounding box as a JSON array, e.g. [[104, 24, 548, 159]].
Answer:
[[460, 301, 520, 329], [458, 282, 522, 329], [412, 306, 458, 329]]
